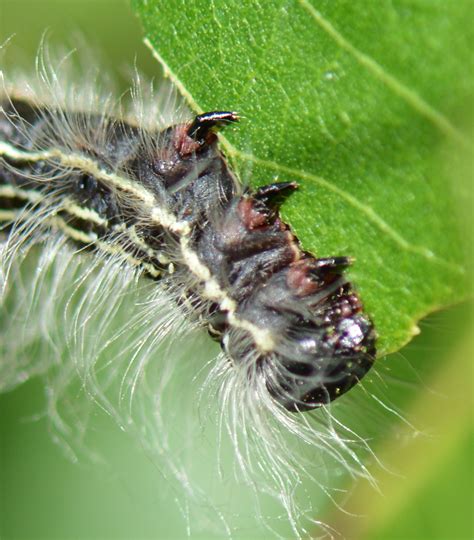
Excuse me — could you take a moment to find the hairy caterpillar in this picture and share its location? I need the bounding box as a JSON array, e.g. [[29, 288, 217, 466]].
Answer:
[[0, 48, 378, 537], [0, 97, 376, 411]]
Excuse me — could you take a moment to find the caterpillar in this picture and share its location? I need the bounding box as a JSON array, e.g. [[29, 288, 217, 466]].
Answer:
[[0, 99, 376, 411], [0, 49, 378, 537]]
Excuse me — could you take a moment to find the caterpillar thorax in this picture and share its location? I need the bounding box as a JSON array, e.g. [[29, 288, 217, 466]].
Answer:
[[0, 97, 376, 411]]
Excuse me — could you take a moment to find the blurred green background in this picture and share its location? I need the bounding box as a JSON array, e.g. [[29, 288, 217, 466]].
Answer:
[[0, 1, 473, 539]]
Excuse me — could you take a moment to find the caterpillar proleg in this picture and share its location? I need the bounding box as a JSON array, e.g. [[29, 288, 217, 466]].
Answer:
[[0, 46, 378, 537]]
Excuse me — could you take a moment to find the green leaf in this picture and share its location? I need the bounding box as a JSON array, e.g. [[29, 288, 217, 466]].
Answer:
[[133, 0, 473, 356]]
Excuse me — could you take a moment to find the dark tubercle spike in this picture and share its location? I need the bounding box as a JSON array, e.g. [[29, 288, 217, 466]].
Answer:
[[254, 181, 298, 203], [309, 256, 354, 272], [187, 111, 240, 144]]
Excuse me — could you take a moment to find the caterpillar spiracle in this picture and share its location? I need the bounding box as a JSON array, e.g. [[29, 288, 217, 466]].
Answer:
[[0, 48, 377, 536]]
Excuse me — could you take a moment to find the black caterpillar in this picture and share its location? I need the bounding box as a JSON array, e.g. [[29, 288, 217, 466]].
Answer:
[[0, 98, 376, 412]]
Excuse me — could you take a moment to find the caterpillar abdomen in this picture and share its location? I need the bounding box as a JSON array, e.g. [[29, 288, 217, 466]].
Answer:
[[0, 96, 376, 411]]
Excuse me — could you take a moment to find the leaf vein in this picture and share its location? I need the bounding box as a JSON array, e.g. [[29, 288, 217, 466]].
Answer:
[[231, 150, 464, 274], [298, 0, 469, 147]]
